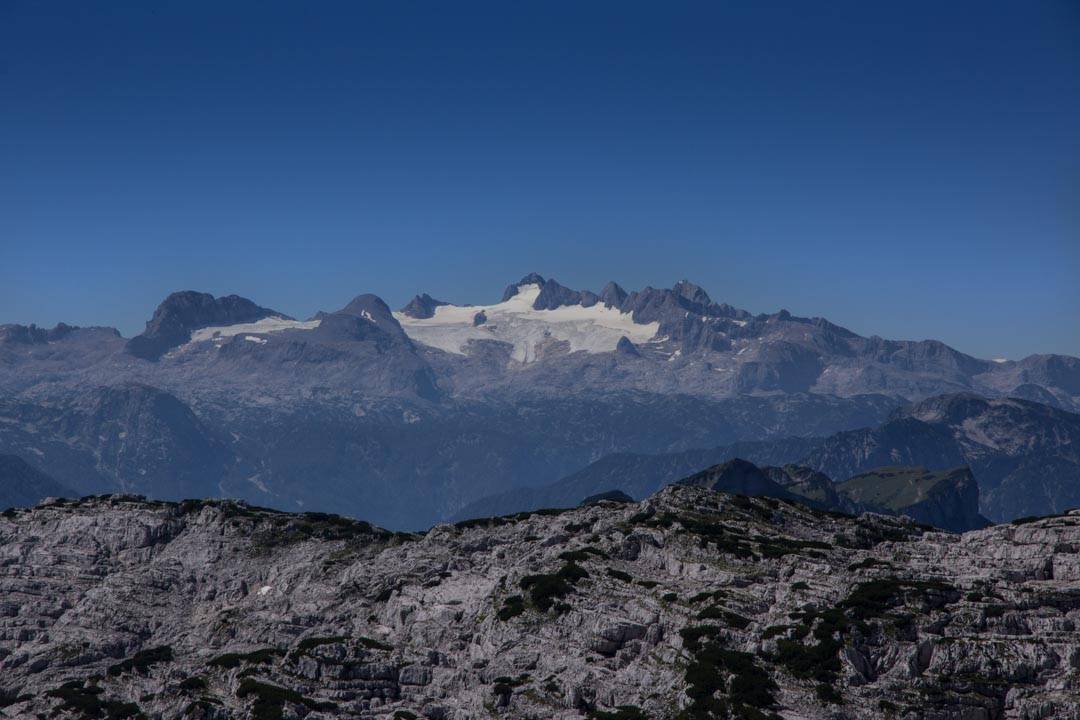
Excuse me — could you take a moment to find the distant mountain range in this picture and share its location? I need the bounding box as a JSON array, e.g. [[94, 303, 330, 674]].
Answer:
[[0, 454, 73, 510], [677, 458, 989, 532], [2, 274, 1078, 528], [454, 393, 1080, 524]]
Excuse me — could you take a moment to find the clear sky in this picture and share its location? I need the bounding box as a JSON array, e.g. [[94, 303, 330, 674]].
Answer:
[[2, 1, 1078, 359]]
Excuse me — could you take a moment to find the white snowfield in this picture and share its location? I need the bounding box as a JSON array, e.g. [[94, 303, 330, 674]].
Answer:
[[394, 283, 659, 363], [188, 316, 322, 344]]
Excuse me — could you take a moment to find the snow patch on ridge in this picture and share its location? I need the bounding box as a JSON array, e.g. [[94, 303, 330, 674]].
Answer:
[[188, 317, 321, 344], [393, 283, 659, 363]]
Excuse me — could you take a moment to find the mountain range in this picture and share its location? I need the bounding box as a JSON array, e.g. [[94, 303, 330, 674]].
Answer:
[[2, 274, 1078, 528], [456, 393, 1080, 525]]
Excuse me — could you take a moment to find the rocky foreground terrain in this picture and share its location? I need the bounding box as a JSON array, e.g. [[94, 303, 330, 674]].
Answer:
[[1, 488, 1079, 720]]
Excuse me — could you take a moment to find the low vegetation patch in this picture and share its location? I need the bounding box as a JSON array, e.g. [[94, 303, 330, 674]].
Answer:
[[497, 595, 525, 621], [770, 577, 957, 694], [357, 636, 393, 651], [454, 507, 571, 531], [678, 626, 778, 720], [751, 535, 831, 559], [588, 706, 649, 720], [47, 681, 144, 719], [520, 561, 589, 613], [107, 646, 174, 676], [696, 605, 751, 629], [250, 512, 406, 552], [236, 679, 335, 720], [558, 546, 607, 563], [209, 647, 283, 669], [295, 636, 347, 654]]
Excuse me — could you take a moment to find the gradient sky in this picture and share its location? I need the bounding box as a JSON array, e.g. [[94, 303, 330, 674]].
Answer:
[[2, 1, 1078, 359]]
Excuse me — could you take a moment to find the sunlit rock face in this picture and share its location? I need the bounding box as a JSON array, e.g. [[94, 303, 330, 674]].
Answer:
[[2, 487, 1079, 719]]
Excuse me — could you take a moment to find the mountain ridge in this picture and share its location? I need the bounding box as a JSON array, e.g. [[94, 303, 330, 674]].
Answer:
[[456, 392, 1080, 525], [1, 275, 1078, 529]]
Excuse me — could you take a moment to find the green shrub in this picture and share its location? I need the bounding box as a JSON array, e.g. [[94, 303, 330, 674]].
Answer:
[[209, 648, 282, 669], [497, 595, 525, 621], [607, 568, 633, 583], [696, 605, 751, 629], [520, 573, 573, 612], [236, 679, 335, 720], [107, 646, 174, 676], [558, 547, 606, 563], [294, 636, 347, 654], [357, 636, 393, 651], [761, 625, 790, 640], [815, 683, 843, 704], [678, 626, 777, 719], [46, 682, 144, 719], [588, 706, 649, 720]]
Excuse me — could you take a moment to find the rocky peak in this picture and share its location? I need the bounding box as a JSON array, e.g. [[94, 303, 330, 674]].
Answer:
[[598, 281, 628, 308], [125, 291, 285, 361], [400, 293, 448, 319], [0, 322, 81, 344], [615, 336, 640, 356], [672, 279, 712, 307], [532, 277, 586, 311], [898, 392, 992, 425], [500, 272, 546, 302], [677, 457, 797, 499], [316, 293, 413, 345]]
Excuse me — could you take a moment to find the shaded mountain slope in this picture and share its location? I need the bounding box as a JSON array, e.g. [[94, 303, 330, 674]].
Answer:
[[837, 466, 991, 532], [0, 454, 72, 510]]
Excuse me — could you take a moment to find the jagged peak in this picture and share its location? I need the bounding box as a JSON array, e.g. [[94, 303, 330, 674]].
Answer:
[[400, 293, 449, 320], [501, 272, 547, 302], [0, 322, 86, 344], [126, 291, 285, 361], [599, 281, 627, 309], [672, 279, 712, 306]]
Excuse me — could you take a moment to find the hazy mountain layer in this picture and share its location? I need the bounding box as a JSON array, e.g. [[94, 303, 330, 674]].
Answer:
[[1, 276, 1077, 528], [459, 393, 1080, 525]]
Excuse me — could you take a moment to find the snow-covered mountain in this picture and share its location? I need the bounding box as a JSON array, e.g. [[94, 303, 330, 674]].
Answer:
[[1, 273, 1077, 527]]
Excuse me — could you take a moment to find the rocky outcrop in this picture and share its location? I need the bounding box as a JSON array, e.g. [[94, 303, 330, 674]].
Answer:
[[1, 488, 1079, 719]]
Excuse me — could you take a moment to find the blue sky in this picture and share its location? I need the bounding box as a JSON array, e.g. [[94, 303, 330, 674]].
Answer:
[[2, 0, 1078, 359]]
